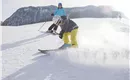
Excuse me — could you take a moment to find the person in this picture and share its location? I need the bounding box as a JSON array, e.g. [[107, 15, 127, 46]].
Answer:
[[53, 15, 79, 49], [47, 3, 66, 34]]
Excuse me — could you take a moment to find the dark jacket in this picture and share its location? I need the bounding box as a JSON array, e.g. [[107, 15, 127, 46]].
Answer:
[[59, 19, 78, 38], [60, 19, 78, 33]]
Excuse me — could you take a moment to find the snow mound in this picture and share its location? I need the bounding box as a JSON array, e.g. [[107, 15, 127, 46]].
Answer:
[[47, 48, 129, 67]]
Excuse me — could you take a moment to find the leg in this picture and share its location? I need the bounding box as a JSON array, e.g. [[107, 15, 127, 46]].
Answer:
[[53, 24, 58, 34], [59, 32, 71, 49], [62, 32, 71, 44], [53, 24, 58, 31], [70, 29, 78, 48], [48, 24, 56, 30]]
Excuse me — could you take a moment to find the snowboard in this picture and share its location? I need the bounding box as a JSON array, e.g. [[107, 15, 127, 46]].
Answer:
[[38, 44, 71, 54], [38, 49, 60, 54]]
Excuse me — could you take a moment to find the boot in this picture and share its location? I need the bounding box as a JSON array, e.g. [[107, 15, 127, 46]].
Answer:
[[59, 43, 72, 49], [53, 30, 59, 35], [46, 30, 53, 33]]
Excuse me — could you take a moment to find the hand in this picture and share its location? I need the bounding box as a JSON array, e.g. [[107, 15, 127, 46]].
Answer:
[[51, 13, 54, 16], [59, 34, 63, 39], [59, 31, 64, 39]]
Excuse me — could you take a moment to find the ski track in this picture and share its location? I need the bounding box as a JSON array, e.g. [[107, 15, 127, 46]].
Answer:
[[1, 18, 130, 80]]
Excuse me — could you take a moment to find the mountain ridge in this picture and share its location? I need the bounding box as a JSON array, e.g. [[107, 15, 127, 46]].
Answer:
[[2, 5, 125, 26]]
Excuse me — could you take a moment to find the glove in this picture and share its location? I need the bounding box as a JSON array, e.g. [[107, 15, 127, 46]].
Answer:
[[59, 34, 63, 39], [51, 13, 54, 16], [59, 30, 64, 39]]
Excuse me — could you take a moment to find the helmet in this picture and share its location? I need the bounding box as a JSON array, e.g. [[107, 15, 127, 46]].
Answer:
[[58, 3, 62, 6], [52, 15, 62, 25]]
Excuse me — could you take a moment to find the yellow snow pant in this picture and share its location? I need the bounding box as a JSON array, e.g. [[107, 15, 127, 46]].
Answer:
[[62, 28, 78, 48]]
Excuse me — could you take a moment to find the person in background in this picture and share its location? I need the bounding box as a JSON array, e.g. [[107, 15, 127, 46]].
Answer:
[[47, 3, 66, 34]]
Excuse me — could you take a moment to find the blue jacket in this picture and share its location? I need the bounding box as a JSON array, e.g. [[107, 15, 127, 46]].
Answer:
[[54, 8, 66, 16]]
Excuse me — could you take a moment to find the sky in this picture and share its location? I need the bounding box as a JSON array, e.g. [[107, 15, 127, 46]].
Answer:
[[1, 0, 130, 21]]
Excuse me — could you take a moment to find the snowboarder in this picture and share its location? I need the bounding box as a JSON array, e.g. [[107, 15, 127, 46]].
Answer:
[[47, 3, 66, 34], [53, 15, 79, 49]]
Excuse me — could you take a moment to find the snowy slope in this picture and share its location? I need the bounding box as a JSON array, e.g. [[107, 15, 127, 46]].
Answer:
[[2, 18, 130, 80]]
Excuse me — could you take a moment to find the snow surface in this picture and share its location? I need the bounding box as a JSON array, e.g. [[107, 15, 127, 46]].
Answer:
[[1, 18, 130, 80]]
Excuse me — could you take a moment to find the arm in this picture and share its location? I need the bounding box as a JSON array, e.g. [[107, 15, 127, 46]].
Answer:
[[59, 30, 64, 39], [51, 8, 58, 16], [54, 9, 58, 15], [61, 20, 69, 32], [62, 9, 66, 16]]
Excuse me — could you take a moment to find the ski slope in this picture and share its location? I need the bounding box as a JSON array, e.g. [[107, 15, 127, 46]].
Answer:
[[1, 18, 130, 80]]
